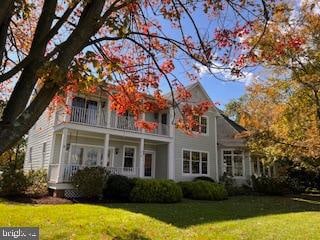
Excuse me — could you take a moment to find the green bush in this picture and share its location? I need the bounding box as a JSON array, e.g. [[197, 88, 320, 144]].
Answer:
[[193, 176, 215, 183], [103, 175, 135, 201], [71, 167, 108, 199], [0, 166, 28, 196], [220, 173, 252, 196], [251, 175, 290, 195], [25, 169, 48, 198], [179, 180, 228, 201], [130, 179, 182, 203]]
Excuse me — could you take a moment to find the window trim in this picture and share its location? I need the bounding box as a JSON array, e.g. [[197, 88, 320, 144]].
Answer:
[[41, 142, 47, 168], [122, 145, 137, 173], [221, 148, 245, 179], [29, 147, 33, 163], [182, 148, 210, 176], [192, 115, 209, 136]]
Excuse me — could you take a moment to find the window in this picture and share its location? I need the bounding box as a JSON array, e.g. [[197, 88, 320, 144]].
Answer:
[[183, 150, 208, 174], [42, 142, 47, 167], [29, 147, 33, 163], [161, 113, 167, 125], [223, 149, 244, 177], [69, 144, 103, 166], [192, 116, 208, 134], [123, 146, 135, 169]]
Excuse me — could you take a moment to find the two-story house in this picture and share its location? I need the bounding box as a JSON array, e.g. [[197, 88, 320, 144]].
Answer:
[[24, 82, 256, 197]]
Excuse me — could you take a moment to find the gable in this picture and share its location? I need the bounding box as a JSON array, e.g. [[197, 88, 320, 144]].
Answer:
[[187, 83, 220, 115]]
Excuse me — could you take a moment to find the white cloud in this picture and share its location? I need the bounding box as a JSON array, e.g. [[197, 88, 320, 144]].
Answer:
[[195, 62, 257, 86]]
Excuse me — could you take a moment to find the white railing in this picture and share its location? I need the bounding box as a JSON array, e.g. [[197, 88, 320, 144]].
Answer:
[[64, 106, 170, 136], [49, 164, 139, 183], [70, 106, 98, 125], [110, 112, 139, 131]]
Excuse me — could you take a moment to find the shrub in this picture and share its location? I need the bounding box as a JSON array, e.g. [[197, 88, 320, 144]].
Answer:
[[251, 175, 290, 195], [25, 169, 48, 198], [220, 173, 252, 196], [179, 180, 227, 201], [71, 167, 108, 199], [0, 166, 28, 196], [193, 176, 215, 183], [103, 175, 135, 201], [130, 179, 182, 203]]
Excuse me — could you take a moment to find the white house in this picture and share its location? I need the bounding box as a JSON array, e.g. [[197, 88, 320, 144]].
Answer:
[[24, 82, 261, 197]]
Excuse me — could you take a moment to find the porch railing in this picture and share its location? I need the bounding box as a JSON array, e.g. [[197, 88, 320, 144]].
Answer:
[[66, 106, 169, 136], [49, 164, 139, 183]]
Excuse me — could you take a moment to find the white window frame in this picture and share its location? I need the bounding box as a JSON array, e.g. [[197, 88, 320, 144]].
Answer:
[[122, 145, 137, 174], [41, 142, 47, 168], [221, 148, 245, 179], [68, 143, 104, 166], [29, 147, 33, 163], [192, 115, 209, 136], [182, 148, 209, 176]]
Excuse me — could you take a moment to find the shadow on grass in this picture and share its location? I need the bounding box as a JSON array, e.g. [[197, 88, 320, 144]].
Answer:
[[104, 195, 320, 228]]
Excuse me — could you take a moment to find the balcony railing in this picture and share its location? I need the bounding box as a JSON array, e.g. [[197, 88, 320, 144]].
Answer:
[[62, 106, 169, 136], [49, 164, 139, 183]]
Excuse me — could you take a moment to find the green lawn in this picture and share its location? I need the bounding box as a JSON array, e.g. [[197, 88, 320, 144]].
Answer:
[[0, 196, 319, 240]]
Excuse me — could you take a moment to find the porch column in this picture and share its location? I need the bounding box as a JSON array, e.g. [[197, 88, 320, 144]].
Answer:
[[103, 133, 110, 167], [57, 128, 68, 183], [64, 93, 73, 122], [167, 141, 175, 180], [169, 107, 174, 137], [248, 153, 252, 177], [139, 138, 145, 177], [106, 99, 111, 128]]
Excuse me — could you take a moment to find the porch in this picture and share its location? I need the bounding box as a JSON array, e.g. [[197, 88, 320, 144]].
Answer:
[[48, 129, 174, 184]]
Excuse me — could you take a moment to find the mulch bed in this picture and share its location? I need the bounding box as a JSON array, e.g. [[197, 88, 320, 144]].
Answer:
[[2, 195, 73, 204]]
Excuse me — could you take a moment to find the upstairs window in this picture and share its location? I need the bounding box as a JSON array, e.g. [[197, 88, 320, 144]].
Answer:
[[192, 115, 208, 134]]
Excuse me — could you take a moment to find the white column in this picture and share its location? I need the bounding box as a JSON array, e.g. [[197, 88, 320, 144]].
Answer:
[[141, 112, 145, 134], [169, 107, 174, 137], [64, 93, 73, 122], [214, 116, 219, 182], [103, 133, 110, 167], [167, 141, 175, 180], [57, 128, 68, 183], [139, 138, 145, 177], [106, 99, 111, 128], [248, 153, 252, 177]]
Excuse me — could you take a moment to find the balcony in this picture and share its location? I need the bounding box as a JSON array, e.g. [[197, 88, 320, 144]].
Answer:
[[56, 106, 170, 136]]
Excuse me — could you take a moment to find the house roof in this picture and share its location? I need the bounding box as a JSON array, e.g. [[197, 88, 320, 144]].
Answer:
[[218, 110, 246, 133]]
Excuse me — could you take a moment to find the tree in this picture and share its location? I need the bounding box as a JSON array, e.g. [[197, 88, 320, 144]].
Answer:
[[0, 0, 269, 154], [232, 1, 320, 167]]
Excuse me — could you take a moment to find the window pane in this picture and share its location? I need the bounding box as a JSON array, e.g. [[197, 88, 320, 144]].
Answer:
[[200, 117, 207, 134], [183, 160, 190, 173], [192, 152, 200, 161], [233, 150, 243, 155], [183, 151, 190, 161], [86, 148, 98, 166], [192, 116, 199, 132], [223, 150, 232, 155], [192, 161, 200, 173], [124, 147, 135, 168], [70, 146, 84, 165], [223, 155, 232, 176], [192, 152, 200, 174], [201, 153, 208, 174], [234, 155, 243, 176]]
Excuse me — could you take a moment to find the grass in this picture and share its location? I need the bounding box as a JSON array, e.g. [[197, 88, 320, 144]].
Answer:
[[0, 195, 319, 240]]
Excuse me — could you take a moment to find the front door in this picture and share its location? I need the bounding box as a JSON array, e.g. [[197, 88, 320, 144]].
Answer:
[[144, 151, 155, 178]]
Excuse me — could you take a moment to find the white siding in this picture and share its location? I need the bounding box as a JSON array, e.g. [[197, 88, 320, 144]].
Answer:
[[24, 109, 55, 171]]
